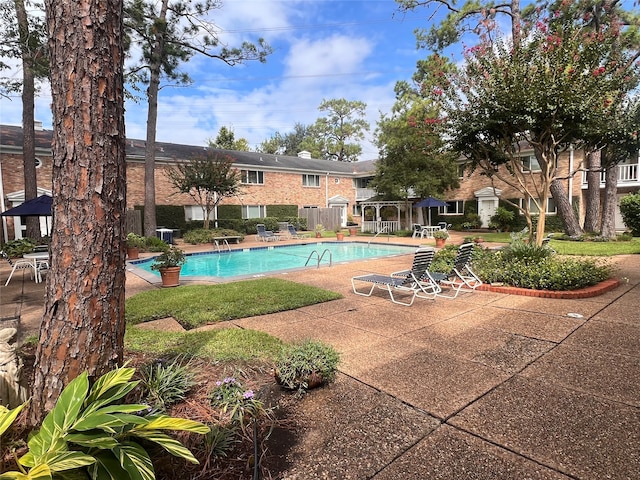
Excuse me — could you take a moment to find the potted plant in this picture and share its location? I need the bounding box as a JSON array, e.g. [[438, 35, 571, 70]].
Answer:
[[314, 224, 324, 238], [126, 233, 145, 259], [273, 339, 340, 396], [334, 227, 345, 241], [433, 229, 449, 247], [151, 247, 186, 287]]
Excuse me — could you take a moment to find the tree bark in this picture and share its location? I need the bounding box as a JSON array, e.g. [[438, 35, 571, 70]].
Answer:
[[15, 0, 40, 239], [583, 150, 602, 233], [30, 0, 126, 425], [550, 179, 583, 237], [601, 164, 618, 239], [143, 0, 170, 237]]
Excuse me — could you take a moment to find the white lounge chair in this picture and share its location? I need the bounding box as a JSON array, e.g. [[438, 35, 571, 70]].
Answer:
[[430, 243, 482, 298], [351, 247, 441, 306]]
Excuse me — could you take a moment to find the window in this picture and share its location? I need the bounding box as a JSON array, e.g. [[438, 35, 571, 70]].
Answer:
[[457, 163, 466, 178], [302, 174, 320, 187], [242, 205, 266, 219], [521, 155, 541, 172], [241, 170, 264, 184], [438, 200, 464, 215], [353, 178, 371, 188], [522, 198, 557, 214]]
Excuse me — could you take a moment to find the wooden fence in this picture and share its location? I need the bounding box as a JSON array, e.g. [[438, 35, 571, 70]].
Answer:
[[298, 208, 342, 232]]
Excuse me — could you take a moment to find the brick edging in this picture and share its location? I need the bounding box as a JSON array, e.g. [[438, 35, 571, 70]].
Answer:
[[476, 278, 621, 299]]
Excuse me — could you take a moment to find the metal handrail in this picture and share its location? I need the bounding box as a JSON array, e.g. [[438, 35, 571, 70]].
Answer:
[[368, 225, 390, 246], [214, 238, 231, 252], [304, 249, 332, 268]]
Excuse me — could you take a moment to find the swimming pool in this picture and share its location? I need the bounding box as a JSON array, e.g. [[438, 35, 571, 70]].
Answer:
[[130, 241, 416, 282]]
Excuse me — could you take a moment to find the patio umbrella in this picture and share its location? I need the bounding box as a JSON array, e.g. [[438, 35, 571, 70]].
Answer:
[[414, 196, 448, 226], [1, 195, 52, 217]]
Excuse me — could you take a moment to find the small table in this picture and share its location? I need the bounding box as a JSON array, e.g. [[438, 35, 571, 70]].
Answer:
[[22, 252, 49, 283], [420, 226, 441, 238]]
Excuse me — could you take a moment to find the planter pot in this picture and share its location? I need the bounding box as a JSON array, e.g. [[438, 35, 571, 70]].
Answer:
[[126, 247, 139, 260], [348, 228, 358, 236], [435, 238, 446, 248], [336, 232, 345, 241], [159, 266, 181, 287], [274, 371, 324, 391], [315, 232, 322, 238]]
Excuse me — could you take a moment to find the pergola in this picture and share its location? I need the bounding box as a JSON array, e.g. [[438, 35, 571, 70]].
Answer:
[[360, 200, 410, 233]]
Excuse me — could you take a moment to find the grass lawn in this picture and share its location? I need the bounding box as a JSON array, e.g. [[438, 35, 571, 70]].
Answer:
[[476, 232, 640, 255], [126, 277, 343, 329]]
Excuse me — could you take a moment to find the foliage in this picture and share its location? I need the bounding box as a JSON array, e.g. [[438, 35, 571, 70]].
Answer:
[[257, 122, 313, 156], [433, 229, 449, 239], [489, 207, 516, 232], [138, 357, 196, 413], [274, 340, 340, 395], [143, 236, 170, 252], [125, 279, 343, 328], [151, 247, 186, 270], [314, 224, 325, 234], [182, 228, 243, 244], [208, 126, 250, 151], [301, 98, 370, 162], [166, 152, 242, 230], [619, 192, 640, 236], [0, 237, 36, 257], [209, 377, 268, 427], [0, 366, 209, 480], [126, 232, 146, 249]]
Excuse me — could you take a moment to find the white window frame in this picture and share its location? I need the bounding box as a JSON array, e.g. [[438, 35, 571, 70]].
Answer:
[[302, 174, 320, 187], [242, 205, 266, 219], [241, 170, 264, 185], [521, 155, 541, 173], [521, 197, 557, 215], [438, 200, 464, 215]]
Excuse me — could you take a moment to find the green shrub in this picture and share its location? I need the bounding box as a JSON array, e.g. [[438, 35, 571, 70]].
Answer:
[[144, 235, 170, 252], [138, 357, 197, 413], [501, 241, 554, 264], [619, 192, 640, 236], [209, 376, 268, 427], [274, 339, 340, 396], [489, 207, 515, 232], [183, 228, 214, 244], [1, 366, 209, 480], [1, 237, 36, 257]]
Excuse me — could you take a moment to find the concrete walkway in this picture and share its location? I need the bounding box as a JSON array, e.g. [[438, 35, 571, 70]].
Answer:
[[1, 234, 639, 479]]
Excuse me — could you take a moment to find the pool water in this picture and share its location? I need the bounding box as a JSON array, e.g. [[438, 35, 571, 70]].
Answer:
[[133, 242, 415, 280]]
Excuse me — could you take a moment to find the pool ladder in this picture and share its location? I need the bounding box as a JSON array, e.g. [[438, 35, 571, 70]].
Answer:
[[304, 249, 332, 268], [368, 225, 390, 246], [214, 238, 231, 252]]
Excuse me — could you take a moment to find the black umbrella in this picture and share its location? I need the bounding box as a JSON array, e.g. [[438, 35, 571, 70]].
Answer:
[[1, 195, 52, 217], [414, 196, 448, 226]]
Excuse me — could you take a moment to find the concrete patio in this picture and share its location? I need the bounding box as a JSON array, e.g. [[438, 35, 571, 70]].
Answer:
[[1, 233, 638, 479]]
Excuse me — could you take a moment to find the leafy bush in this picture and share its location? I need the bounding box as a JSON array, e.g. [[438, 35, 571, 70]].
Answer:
[[501, 241, 554, 264], [0, 366, 209, 480], [274, 339, 340, 395], [183, 228, 244, 244], [1, 238, 36, 257], [209, 377, 268, 427], [489, 207, 515, 231], [619, 192, 640, 236], [138, 357, 196, 413], [144, 235, 171, 252]]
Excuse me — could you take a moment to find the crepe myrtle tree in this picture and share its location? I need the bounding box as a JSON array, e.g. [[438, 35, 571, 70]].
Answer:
[[124, 0, 272, 237], [166, 151, 242, 230], [427, 7, 639, 244]]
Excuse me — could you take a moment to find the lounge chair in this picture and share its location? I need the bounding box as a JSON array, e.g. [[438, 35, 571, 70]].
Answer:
[[351, 247, 441, 306], [412, 224, 423, 238], [1, 250, 47, 286], [256, 224, 278, 242], [430, 243, 482, 298], [287, 224, 310, 239]]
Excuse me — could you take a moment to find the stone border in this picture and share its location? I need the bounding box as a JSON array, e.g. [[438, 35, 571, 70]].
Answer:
[[477, 278, 620, 299]]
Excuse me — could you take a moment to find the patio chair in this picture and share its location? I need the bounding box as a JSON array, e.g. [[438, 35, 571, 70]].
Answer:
[[351, 247, 441, 306], [287, 224, 310, 239], [1, 250, 45, 286], [430, 242, 482, 298], [256, 224, 278, 242], [412, 224, 424, 239]]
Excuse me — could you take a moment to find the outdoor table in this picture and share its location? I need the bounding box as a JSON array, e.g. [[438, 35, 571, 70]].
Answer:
[[22, 252, 49, 283], [420, 226, 441, 238]]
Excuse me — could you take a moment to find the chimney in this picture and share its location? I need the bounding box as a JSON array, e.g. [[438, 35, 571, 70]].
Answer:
[[297, 150, 311, 159]]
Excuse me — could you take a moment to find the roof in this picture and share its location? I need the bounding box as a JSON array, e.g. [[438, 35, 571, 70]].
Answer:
[[0, 124, 377, 176]]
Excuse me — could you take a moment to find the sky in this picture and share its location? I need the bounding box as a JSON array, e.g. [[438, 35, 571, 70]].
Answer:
[[0, 0, 441, 160]]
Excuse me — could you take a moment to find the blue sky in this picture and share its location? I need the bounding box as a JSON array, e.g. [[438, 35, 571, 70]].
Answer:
[[0, 0, 437, 160]]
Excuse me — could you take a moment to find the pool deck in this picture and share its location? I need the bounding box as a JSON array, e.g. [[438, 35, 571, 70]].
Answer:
[[1, 232, 639, 479]]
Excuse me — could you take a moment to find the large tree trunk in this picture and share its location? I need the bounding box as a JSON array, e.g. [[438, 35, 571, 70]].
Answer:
[[550, 179, 583, 236], [143, 0, 169, 237], [601, 164, 618, 239], [583, 150, 601, 233], [30, 0, 126, 425], [15, 0, 40, 240]]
